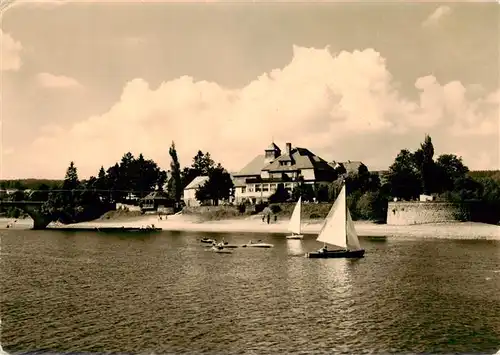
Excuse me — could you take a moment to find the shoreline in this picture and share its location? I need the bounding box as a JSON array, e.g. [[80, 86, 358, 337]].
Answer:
[[1, 215, 499, 240]]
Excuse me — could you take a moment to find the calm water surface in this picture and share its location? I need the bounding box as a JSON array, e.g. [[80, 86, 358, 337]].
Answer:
[[1, 229, 499, 354]]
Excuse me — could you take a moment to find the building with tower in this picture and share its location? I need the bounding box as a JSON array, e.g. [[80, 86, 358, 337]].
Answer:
[[232, 141, 339, 204]]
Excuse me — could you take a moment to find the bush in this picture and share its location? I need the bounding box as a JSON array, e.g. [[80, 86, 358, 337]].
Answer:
[[355, 191, 388, 222], [309, 213, 321, 219], [270, 204, 281, 214], [237, 203, 246, 213], [255, 203, 267, 214]]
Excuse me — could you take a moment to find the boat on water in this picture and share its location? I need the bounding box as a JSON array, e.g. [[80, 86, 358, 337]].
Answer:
[[210, 244, 232, 253], [219, 243, 239, 248], [305, 184, 365, 259], [204, 240, 239, 248], [286, 196, 303, 240], [200, 238, 216, 243], [241, 240, 274, 248]]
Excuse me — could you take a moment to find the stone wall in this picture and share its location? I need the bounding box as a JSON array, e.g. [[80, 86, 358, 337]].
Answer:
[[387, 201, 463, 225], [183, 205, 239, 214]]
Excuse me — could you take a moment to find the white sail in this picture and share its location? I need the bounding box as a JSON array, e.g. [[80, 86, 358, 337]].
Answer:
[[316, 185, 347, 249], [288, 197, 302, 234], [346, 207, 361, 250]]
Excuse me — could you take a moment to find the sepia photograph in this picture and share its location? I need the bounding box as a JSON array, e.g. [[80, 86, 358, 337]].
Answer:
[[1, 0, 499, 354]]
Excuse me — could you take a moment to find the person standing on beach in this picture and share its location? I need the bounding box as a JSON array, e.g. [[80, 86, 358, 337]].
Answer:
[[266, 214, 270, 224]]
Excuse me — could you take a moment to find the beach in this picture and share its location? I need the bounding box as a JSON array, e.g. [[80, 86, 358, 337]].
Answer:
[[1, 214, 499, 240]]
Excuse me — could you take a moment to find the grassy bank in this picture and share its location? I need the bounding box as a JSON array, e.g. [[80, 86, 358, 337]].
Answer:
[[182, 206, 249, 221], [98, 209, 143, 220], [269, 202, 332, 220]]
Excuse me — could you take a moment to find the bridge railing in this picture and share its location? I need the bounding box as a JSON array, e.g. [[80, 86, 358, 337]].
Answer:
[[0, 189, 167, 203]]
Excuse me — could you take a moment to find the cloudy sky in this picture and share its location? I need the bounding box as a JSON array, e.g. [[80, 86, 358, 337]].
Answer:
[[1, 0, 499, 179]]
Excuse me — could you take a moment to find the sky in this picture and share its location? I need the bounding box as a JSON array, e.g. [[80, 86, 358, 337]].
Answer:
[[1, 0, 499, 179]]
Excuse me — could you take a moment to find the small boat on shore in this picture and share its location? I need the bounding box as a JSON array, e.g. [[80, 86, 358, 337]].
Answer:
[[286, 197, 303, 240], [305, 183, 365, 259], [241, 240, 274, 248], [201, 238, 216, 243]]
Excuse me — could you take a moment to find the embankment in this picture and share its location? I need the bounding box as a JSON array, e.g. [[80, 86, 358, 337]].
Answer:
[[2, 214, 498, 240]]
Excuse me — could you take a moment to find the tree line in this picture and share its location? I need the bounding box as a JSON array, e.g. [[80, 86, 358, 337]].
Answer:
[[1, 136, 499, 224], [0, 142, 234, 222]]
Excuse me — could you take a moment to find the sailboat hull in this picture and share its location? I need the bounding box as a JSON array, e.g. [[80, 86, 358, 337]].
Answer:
[[305, 249, 365, 259], [286, 234, 304, 240]]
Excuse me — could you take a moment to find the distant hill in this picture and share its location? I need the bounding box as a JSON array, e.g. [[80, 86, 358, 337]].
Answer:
[[0, 179, 63, 190], [469, 170, 500, 182]]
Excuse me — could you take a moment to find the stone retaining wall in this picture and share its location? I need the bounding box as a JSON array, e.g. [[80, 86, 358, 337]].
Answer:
[[387, 201, 463, 225]]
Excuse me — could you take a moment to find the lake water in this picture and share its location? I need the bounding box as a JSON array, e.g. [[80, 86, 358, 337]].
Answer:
[[1, 229, 499, 354]]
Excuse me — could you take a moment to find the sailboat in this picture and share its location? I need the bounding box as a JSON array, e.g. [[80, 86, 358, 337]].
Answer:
[[305, 184, 365, 259], [286, 196, 303, 239]]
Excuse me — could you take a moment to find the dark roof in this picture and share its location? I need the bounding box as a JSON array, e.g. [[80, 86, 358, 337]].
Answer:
[[142, 190, 170, 200], [262, 147, 335, 173], [234, 154, 266, 177], [341, 161, 365, 174]]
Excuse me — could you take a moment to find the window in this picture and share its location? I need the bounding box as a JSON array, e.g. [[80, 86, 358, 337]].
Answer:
[[255, 184, 261, 192], [241, 187, 246, 194], [263, 184, 269, 192]]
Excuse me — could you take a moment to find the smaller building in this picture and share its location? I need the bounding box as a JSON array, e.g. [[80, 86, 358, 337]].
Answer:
[[183, 176, 209, 207], [140, 191, 172, 212], [329, 160, 367, 176]]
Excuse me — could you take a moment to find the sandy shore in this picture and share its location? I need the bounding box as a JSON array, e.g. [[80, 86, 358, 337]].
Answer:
[[1, 214, 499, 240]]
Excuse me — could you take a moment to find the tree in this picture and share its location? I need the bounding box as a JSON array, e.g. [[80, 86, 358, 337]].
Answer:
[[291, 178, 315, 201], [29, 183, 50, 201], [417, 134, 435, 194], [182, 151, 216, 188], [386, 149, 422, 200], [195, 164, 234, 206], [42, 162, 82, 224], [106, 163, 122, 202], [62, 161, 80, 191], [269, 183, 290, 203], [95, 166, 108, 202], [434, 154, 469, 193], [314, 184, 329, 202], [356, 191, 387, 222], [192, 151, 215, 175], [169, 141, 183, 203]]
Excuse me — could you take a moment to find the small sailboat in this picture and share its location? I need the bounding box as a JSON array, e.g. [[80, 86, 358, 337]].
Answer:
[[305, 184, 365, 259], [286, 196, 303, 240]]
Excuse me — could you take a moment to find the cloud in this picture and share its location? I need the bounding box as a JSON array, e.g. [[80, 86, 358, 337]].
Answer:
[[36, 72, 82, 89], [7, 45, 499, 178], [0, 29, 23, 71], [2, 147, 15, 156], [422, 5, 452, 28]]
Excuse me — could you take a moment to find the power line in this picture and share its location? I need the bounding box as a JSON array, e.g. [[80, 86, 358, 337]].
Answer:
[[1, 188, 164, 193]]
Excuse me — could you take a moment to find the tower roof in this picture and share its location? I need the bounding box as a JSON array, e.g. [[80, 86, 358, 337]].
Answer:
[[266, 142, 280, 151]]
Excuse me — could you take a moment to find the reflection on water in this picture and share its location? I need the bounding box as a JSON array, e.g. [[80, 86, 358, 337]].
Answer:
[[286, 239, 304, 256], [1, 230, 499, 354]]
